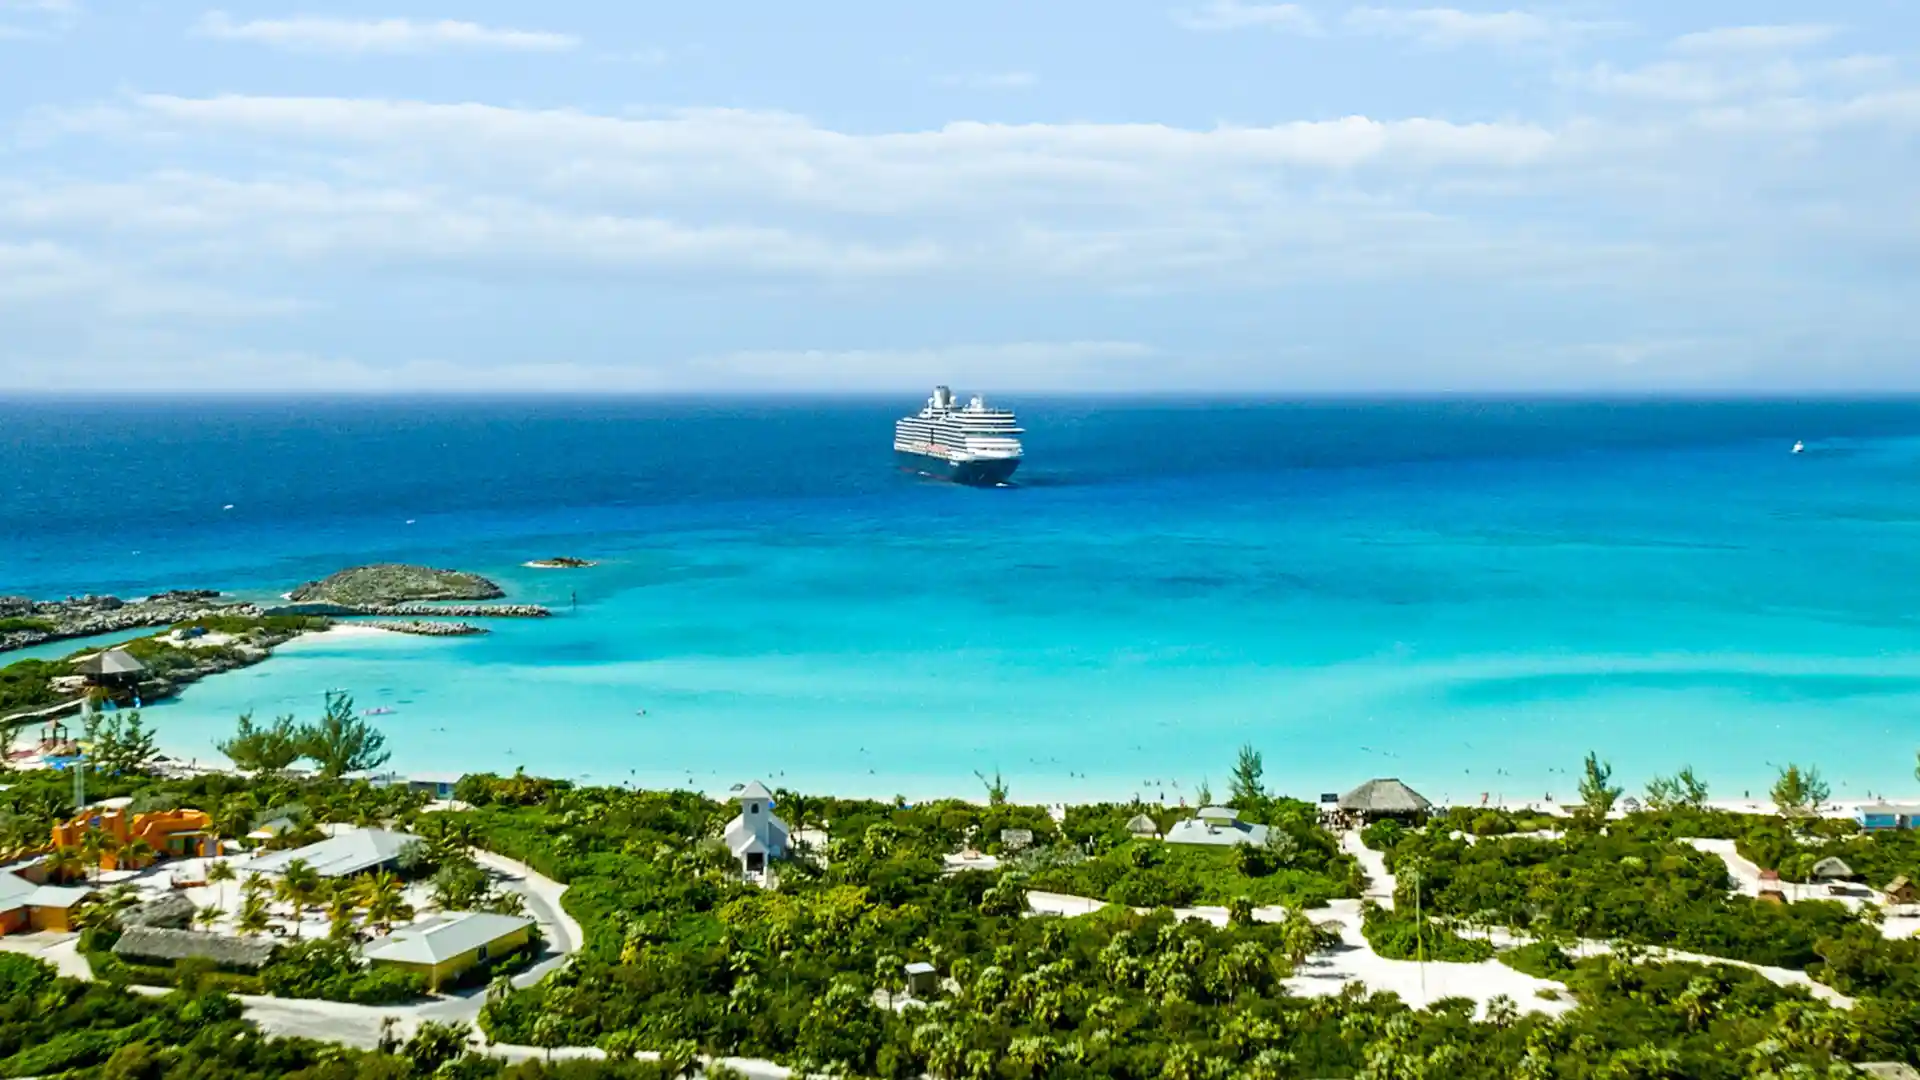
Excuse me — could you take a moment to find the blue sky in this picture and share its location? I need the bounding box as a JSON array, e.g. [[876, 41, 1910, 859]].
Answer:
[[2, 1, 1916, 392]]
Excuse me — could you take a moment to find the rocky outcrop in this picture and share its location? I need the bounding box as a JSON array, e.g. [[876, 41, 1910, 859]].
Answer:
[[288, 564, 506, 607], [524, 557, 597, 569]]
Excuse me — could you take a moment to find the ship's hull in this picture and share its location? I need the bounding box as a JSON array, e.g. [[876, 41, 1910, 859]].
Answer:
[[896, 450, 1020, 486]]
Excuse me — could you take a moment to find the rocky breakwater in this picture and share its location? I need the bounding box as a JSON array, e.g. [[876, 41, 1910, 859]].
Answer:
[[0, 589, 259, 654], [362, 603, 550, 618], [364, 621, 489, 637]]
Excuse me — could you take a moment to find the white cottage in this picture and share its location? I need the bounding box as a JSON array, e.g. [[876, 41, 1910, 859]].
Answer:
[[723, 781, 790, 876]]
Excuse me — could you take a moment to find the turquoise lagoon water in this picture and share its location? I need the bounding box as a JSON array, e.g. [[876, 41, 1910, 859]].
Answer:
[[4, 397, 1920, 804]]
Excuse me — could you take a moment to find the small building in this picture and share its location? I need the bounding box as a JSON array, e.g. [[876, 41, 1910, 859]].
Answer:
[[74, 648, 146, 691], [1164, 806, 1270, 847], [1337, 779, 1434, 824], [1884, 876, 1915, 905], [1125, 813, 1161, 841], [247, 827, 417, 879], [363, 911, 536, 992], [904, 961, 938, 997], [1757, 868, 1787, 904], [0, 871, 92, 935], [1856, 803, 1920, 832], [51, 805, 218, 869], [112, 927, 279, 971], [722, 781, 789, 876], [1810, 857, 1855, 883]]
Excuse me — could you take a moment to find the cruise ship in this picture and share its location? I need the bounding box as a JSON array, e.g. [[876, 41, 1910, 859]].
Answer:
[[894, 386, 1023, 486]]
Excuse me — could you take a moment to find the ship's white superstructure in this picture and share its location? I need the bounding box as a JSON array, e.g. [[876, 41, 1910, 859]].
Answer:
[[893, 386, 1023, 484]]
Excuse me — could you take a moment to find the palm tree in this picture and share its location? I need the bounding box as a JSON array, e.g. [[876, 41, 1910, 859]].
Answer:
[[236, 893, 272, 937], [274, 859, 323, 938], [194, 905, 224, 933], [43, 846, 85, 885], [325, 885, 360, 941], [119, 837, 156, 870], [206, 859, 236, 906], [77, 830, 119, 883], [359, 871, 414, 932], [242, 872, 270, 901]]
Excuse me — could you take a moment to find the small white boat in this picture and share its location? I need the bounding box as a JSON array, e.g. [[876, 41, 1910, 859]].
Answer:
[[1792, 441, 1805, 454]]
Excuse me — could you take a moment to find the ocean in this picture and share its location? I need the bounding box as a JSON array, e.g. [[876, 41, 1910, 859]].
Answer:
[[4, 395, 1919, 806]]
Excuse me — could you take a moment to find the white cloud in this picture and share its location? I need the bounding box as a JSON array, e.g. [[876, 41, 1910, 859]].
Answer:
[[936, 72, 1039, 91], [0, 239, 301, 319], [193, 11, 578, 54], [1174, 1, 1319, 33], [1344, 7, 1560, 47], [1670, 24, 1839, 54], [691, 341, 1159, 391]]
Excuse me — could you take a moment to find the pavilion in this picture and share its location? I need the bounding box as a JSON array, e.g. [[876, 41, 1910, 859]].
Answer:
[[1336, 779, 1434, 824]]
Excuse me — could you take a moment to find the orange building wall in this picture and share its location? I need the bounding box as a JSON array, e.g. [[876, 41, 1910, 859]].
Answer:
[[49, 807, 216, 870], [0, 908, 26, 935]]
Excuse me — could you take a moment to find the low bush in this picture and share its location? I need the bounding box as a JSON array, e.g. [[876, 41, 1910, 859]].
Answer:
[[1361, 901, 1495, 962], [1498, 940, 1577, 979]]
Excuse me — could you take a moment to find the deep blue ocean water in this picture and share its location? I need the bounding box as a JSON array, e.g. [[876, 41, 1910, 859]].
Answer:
[[4, 396, 1920, 804]]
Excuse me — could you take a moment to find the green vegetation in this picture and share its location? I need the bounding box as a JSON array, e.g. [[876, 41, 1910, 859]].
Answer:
[[215, 691, 390, 776], [288, 563, 505, 606], [1360, 901, 1495, 963], [1382, 820, 1860, 969], [0, 616, 54, 634], [1025, 837, 1358, 909]]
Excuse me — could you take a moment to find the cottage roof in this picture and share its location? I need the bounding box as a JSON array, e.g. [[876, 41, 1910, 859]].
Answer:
[[903, 961, 937, 975], [362, 911, 534, 966], [1196, 806, 1239, 821], [1810, 857, 1855, 881], [1164, 816, 1270, 847], [1338, 779, 1433, 815], [1886, 875, 1912, 893], [113, 927, 279, 970], [1125, 813, 1160, 835], [1858, 802, 1920, 815], [26, 884, 91, 909], [75, 649, 146, 677], [122, 893, 198, 929], [247, 827, 416, 878], [0, 872, 34, 909], [732, 781, 774, 802]]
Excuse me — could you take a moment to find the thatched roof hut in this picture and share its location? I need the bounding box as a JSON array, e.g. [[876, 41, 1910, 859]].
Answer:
[[112, 927, 278, 970], [120, 894, 196, 930], [1810, 857, 1855, 882], [1885, 875, 1915, 904], [1124, 813, 1160, 839], [74, 649, 145, 679], [1337, 779, 1433, 820]]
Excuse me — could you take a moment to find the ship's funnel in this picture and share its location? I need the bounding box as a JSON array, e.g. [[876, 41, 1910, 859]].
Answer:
[[933, 385, 953, 409]]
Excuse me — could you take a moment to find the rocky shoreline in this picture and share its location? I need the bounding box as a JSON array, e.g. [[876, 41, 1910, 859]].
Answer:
[[0, 590, 265, 654], [289, 563, 506, 606]]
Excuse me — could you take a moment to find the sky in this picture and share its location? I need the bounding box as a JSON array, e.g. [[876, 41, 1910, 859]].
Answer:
[[2, 1, 1917, 393]]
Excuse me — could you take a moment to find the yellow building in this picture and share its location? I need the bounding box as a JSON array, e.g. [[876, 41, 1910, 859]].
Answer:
[[363, 911, 535, 992], [0, 869, 91, 935]]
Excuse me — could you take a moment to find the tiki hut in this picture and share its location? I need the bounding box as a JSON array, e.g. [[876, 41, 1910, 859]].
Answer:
[[74, 649, 146, 690], [1125, 814, 1161, 840], [112, 927, 279, 971], [120, 894, 196, 930], [1810, 857, 1855, 883], [1337, 779, 1433, 824]]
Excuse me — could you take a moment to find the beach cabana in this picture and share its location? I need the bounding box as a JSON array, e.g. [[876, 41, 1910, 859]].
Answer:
[[1810, 857, 1855, 883], [1337, 779, 1433, 824], [120, 894, 196, 931], [1125, 814, 1161, 840], [74, 649, 146, 689]]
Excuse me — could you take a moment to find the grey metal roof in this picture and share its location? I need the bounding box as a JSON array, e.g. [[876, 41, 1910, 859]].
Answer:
[[0, 872, 37, 909], [1857, 803, 1920, 815], [1338, 779, 1433, 814], [75, 649, 146, 676], [247, 827, 417, 878], [113, 927, 279, 970], [1164, 816, 1270, 847], [25, 885, 91, 909], [362, 911, 534, 965], [1811, 857, 1855, 881]]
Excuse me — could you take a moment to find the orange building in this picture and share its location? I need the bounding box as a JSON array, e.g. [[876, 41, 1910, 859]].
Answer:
[[0, 865, 90, 934], [50, 806, 219, 871]]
